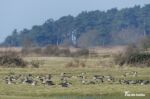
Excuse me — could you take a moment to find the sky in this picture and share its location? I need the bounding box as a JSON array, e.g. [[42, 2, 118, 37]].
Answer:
[[0, 0, 150, 42]]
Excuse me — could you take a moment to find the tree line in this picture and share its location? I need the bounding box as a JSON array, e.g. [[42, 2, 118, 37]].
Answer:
[[2, 4, 150, 47]]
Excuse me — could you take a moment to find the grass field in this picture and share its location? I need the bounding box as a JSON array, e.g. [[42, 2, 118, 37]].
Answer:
[[0, 55, 150, 99]]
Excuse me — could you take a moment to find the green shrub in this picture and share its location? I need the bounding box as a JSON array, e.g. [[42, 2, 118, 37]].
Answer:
[[0, 55, 27, 68], [114, 44, 150, 67]]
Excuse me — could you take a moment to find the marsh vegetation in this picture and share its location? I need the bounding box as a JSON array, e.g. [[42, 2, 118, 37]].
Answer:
[[0, 46, 149, 99]]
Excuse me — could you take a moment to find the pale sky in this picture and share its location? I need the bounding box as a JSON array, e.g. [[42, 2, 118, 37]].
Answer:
[[0, 0, 150, 42]]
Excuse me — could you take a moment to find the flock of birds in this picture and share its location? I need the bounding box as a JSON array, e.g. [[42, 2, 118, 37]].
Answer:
[[1, 71, 150, 87]]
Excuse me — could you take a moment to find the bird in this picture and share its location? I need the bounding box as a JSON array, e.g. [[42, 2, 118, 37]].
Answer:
[[5, 77, 12, 85], [45, 80, 55, 86], [123, 71, 138, 77], [31, 80, 38, 86], [140, 80, 150, 85], [93, 75, 104, 83], [104, 75, 115, 83], [46, 74, 52, 80], [59, 80, 72, 87], [22, 76, 33, 84]]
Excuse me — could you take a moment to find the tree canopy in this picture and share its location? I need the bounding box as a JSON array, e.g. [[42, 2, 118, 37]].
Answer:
[[2, 4, 150, 47]]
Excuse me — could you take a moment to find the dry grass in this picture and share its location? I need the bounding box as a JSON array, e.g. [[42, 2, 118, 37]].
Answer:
[[0, 46, 150, 99]]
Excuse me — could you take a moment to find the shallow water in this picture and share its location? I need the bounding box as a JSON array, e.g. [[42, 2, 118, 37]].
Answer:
[[1, 95, 150, 99]]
